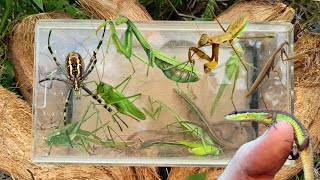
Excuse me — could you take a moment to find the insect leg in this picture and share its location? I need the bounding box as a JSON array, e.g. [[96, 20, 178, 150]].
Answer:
[[81, 85, 128, 131], [114, 75, 131, 93], [39, 77, 70, 85]]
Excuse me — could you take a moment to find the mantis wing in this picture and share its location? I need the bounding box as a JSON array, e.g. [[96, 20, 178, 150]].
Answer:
[[226, 14, 248, 38]]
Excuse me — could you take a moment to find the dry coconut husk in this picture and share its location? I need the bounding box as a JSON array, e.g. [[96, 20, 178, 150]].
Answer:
[[294, 32, 320, 87], [274, 32, 320, 180], [168, 167, 224, 180], [218, 0, 295, 22], [77, 0, 152, 20], [8, 12, 71, 104], [0, 86, 160, 179], [168, 1, 295, 179]]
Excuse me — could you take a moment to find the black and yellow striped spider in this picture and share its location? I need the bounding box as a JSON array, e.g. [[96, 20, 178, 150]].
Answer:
[[39, 24, 127, 129]]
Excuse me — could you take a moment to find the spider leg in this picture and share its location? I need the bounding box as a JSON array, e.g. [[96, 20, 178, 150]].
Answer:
[[39, 77, 75, 125], [81, 85, 127, 131], [39, 77, 70, 85], [82, 21, 107, 80], [48, 30, 68, 77], [63, 89, 73, 125]]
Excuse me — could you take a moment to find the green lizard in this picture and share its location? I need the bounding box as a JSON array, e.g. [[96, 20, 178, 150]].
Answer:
[[224, 109, 314, 180]]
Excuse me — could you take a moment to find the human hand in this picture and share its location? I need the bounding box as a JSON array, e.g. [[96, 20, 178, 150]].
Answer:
[[218, 121, 294, 180]]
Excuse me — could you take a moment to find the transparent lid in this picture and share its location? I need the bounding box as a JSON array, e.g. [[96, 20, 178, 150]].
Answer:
[[32, 19, 294, 166]]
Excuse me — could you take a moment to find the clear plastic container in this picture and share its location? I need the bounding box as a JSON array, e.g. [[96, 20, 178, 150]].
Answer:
[[32, 19, 293, 166]]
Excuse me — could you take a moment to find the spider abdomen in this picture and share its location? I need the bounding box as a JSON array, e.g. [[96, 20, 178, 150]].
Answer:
[[65, 52, 85, 79]]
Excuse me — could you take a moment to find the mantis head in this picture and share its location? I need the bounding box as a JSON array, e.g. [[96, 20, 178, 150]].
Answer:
[[198, 34, 209, 47], [115, 15, 129, 26]]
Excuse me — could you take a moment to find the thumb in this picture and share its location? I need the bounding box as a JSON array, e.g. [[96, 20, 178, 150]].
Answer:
[[219, 120, 294, 179]]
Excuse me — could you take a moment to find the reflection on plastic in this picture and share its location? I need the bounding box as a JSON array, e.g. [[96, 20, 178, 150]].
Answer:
[[38, 67, 59, 109]]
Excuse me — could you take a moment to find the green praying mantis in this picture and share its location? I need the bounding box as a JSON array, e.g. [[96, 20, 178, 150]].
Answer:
[[97, 15, 202, 84], [44, 102, 132, 154]]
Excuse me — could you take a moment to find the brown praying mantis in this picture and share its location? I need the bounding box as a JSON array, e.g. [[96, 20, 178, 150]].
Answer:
[[188, 9, 250, 74], [246, 41, 290, 97]]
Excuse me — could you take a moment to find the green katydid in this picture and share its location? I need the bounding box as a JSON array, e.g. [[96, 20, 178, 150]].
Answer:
[[176, 140, 220, 156], [44, 102, 132, 154], [154, 100, 220, 156], [155, 100, 214, 145], [173, 88, 245, 149], [141, 139, 220, 156], [95, 76, 146, 131], [137, 98, 221, 156], [97, 15, 202, 83]]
